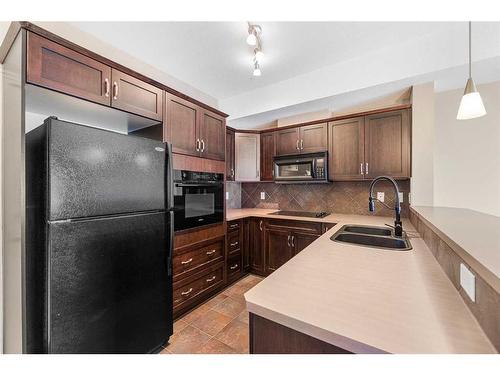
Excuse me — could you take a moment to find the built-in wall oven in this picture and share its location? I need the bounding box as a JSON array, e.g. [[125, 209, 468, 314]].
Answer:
[[173, 170, 224, 231], [273, 151, 328, 183]]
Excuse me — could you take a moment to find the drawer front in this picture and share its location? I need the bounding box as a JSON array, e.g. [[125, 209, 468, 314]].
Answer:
[[173, 263, 224, 310], [266, 219, 322, 234], [227, 253, 242, 279], [227, 231, 241, 254], [227, 220, 241, 233], [173, 239, 224, 279]]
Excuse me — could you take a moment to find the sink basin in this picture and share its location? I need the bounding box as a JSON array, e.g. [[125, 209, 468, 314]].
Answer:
[[330, 225, 412, 251], [343, 225, 392, 236]]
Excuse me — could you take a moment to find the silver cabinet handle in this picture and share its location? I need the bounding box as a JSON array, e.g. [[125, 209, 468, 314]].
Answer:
[[230, 264, 238, 270], [231, 168, 235, 177], [112, 81, 118, 100], [104, 78, 110, 97], [181, 258, 193, 265], [291, 235, 295, 247], [206, 249, 216, 255], [259, 220, 263, 231], [360, 163, 364, 175], [300, 139, 304, 150], [230, 241, 239, 247], [196, 139, 200, 152], [201, 139, 205, 152], [181, 288, 193, 296], [296, 139, 300, 150], [287, 235, 291, 247], [206, 276, 216, 283], [229, 223, 238, 229], [365, 162, 369, 175]]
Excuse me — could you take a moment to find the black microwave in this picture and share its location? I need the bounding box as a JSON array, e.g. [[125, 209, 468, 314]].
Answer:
[[273, 152, 328, 183], [173, 170, 224, 231]]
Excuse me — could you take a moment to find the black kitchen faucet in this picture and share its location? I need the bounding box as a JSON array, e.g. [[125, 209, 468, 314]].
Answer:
[[368, 176, 403, 237]]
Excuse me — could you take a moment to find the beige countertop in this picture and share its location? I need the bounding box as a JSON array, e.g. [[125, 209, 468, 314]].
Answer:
[[411, 206, 500, 291], [229, 208, 496, 353]]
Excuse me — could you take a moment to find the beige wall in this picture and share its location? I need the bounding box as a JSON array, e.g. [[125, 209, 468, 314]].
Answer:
[[434, 81, 500, 217], [410, 82, 435, 206]]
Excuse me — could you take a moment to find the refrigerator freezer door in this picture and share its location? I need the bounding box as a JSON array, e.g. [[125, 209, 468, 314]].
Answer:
[[47, 212, 172, 353], [47, 118, 166, 220]]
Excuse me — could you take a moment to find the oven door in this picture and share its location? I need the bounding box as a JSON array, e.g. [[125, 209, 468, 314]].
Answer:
[[173, 182, 224, 231]]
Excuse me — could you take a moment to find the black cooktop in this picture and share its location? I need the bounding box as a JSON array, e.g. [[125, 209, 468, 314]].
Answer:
[[269, 210, 330, 218]]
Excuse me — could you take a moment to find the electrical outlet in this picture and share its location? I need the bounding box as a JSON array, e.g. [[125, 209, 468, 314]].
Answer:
[[226, 192, 229, 200], [377, 192, 385, 202], [260, 192, 266, 200], [398, 192, 404, 203], [460, 263, 476, 302]]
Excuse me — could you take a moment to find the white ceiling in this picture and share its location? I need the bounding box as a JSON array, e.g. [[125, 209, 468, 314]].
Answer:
[[71, 22, 454, 100]]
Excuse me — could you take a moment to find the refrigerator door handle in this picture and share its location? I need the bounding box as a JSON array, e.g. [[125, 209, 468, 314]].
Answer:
[[166, 142, 174, 211]]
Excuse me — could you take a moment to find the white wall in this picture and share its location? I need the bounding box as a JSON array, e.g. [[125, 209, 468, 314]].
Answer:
[[434, 81, 500, 217], [411, 82, 435, 206]]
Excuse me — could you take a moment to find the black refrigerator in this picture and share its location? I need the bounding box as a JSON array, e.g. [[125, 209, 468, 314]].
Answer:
[[26, 117, 174, 353]]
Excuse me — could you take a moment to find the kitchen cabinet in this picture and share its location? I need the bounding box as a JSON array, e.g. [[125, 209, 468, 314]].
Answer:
[[293, 232, 320, 254], [27, 31, 112, 106], [276, 123, 327, 156], [235, 133, 260, 181], [328, 117, 365, 180], [328, 109, 411, 181], [260, 132, 276, 181], [249, 218, 265, 276], [265, 227, 293, 274], [111, 70, 163, 121], [364, 109, 410, 179], [165, 93, 226, 161], [242, 219, 251, 272], [226, 129, 235, 180]]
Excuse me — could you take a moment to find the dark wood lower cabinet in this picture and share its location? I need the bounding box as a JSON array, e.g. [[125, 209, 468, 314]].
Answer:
[[293, 232, 320, 254], [265, 227, 293, 274], [249, 218, 265, 276], [249, 313, 351, 354]]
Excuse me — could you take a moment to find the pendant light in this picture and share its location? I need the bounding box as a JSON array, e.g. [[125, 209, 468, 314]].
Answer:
[[457, 21, 487, 120]]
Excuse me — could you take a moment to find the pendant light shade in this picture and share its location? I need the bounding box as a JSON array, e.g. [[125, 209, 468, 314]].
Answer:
[[457, 22, 486, 120]]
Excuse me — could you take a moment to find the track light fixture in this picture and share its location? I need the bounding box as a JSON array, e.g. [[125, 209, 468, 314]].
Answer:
[[247, 23, 263, 77]]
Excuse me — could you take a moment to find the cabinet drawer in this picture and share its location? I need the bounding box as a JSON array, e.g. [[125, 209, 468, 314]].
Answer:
[[227, 231, 241, 254], [227, 220, 241, 233], [227, 253, 242, 279], [173, 263, 224, 310], [266, 219, 322, 234], [173, 238, 224, 280]]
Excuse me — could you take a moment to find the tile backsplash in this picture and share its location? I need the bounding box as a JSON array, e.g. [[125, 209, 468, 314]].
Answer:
[[238, 180, 410, 217]]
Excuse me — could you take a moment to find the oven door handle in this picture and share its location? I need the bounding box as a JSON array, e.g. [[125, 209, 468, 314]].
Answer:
[[175, 183, 222, 187]]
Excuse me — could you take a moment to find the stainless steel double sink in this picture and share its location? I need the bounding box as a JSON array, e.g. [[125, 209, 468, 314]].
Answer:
[[330, 225, 412, 251]]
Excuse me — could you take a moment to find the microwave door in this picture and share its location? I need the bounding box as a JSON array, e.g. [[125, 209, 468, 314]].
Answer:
[[276, 160, 313, 180]]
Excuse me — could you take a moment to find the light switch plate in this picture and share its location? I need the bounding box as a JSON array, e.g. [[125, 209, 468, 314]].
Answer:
[[398, 192, 404, 203], [377, 192, 385, 202], [260, 192, 266, 200], [460, 263, 476, 302], [226, 192, 229, 200]]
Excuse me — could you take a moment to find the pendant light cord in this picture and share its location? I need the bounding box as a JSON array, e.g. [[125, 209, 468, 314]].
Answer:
[[469, 21, 472, 79]]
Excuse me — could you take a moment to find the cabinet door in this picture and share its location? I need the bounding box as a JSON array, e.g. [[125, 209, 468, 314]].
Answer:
[[292, 232, 319, 255], [364, 109, 411, 179], [328, 117, 365, 181], [265, 227, 293, 274], [235, 133, 260, 181], [260, 132, 276, 181], [242, 219, 251, 272], [111, 70, 163, 121], [200, 110, 226, 161], [164, 93, 199, 156], [249, 219, 265, 275], [27, 32, 111, 106], [299, 123, 327, 153], [226, 129, 235, 181], [276, 128, 300, 156]]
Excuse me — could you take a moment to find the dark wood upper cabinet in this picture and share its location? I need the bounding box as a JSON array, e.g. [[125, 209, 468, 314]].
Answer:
[[164, 93, 199, 156], [299, 123, 327, 153], [260, 132, 276, 181], [328, 117, 365, 181], [111, 70, 163, 121], [364, 109, 410, 179], [226, 129, 235, 181], [199, 109, 225, 161], [265, 226, 293, 274], [276, 128, 300, 156], [27, 31, 111, 106]]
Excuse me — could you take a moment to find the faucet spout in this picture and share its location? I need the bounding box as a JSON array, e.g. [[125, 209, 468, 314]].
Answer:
[[368, 176, 403, 237]]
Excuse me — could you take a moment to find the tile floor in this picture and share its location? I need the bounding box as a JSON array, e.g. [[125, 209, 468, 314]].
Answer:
[[160, 274, 263, 354]]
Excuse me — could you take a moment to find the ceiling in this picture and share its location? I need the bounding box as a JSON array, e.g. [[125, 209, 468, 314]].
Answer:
[[70, 22, 454, 100]]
